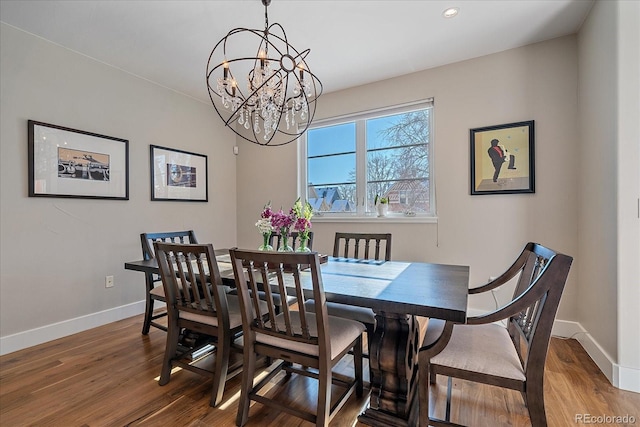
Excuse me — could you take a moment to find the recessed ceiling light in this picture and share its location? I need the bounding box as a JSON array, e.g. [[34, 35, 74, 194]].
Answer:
[[443, 7, 459, 18]]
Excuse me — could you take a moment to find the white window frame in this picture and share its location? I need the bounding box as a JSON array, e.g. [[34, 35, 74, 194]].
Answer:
[[298, 99, 436, 223]]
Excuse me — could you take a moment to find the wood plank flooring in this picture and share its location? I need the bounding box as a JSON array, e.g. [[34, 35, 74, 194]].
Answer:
[[1, 314, 638, 426]]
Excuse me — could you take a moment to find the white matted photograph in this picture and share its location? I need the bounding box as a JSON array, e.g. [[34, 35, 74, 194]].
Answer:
[[28, 120, 129, 200], [150, 145, 208, 202]]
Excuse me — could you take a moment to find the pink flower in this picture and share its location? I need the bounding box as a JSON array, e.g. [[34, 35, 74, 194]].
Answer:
[[293, 217, 311, 232], [260, 203, 273, 219], [270, 209, 294, 230]]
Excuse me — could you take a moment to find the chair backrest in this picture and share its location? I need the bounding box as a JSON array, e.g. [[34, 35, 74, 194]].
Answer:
[[269, 231, 314, 251], [140, 230, 198, 261], [229, 249, 330, 354], [154, 242, 229, 329], [333, 232, 392, 261], [471, 242, 573, 377]]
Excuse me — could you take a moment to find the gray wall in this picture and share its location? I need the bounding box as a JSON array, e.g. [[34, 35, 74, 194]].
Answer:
[[576, 0, 619, 364], [0, 23, 237, 339], [576, 0, 640, 390]]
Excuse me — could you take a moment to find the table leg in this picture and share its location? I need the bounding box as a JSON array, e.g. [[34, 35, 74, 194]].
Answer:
[[358, 311, 420, 426]]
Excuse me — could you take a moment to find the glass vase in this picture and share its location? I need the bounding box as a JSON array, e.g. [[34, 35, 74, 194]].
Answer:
[[296, 235, 311, 252], [278, 233, 293, 252], [258, 232, 273, 251]]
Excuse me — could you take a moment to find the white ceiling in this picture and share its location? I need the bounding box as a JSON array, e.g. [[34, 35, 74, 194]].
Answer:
[[0, 0, 594, 104]]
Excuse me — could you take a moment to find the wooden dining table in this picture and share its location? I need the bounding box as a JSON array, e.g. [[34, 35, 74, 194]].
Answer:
[[124, 251, 469, 427]]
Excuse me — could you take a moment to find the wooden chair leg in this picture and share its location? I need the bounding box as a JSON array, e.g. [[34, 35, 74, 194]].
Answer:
[[159, 319, 179, 385], [236, 343, 257, 427], [354, 336, 363, 397], [365, 322, 375, 358], [525, 376, 547, 427], [445, 376, 453, 422], [210, 333, 231, 407], [142, 293, 154, 335], [418, 352, 430, 427], [317, 359, 332, 427]]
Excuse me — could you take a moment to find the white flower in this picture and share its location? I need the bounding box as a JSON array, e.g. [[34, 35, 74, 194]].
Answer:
[[255, 218, 273, 234]]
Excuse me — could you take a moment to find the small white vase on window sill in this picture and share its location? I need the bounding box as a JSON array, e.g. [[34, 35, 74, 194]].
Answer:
[[376, 203, 389, 217]]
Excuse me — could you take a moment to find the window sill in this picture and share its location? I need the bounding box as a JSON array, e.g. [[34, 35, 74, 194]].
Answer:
[[310, 214, 438, 224]]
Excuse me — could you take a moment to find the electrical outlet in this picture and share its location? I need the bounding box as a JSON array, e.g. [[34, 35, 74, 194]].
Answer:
[[105, 275, 114, 288]]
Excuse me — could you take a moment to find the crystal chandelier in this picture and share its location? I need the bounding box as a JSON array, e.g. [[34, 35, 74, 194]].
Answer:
[[206, 0, 322, 146]]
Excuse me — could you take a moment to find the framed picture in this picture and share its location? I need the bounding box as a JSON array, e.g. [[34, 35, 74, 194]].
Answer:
[[150, 145, 208, 202], [28, 120, 129, 200], [470, 120, 535, 195]]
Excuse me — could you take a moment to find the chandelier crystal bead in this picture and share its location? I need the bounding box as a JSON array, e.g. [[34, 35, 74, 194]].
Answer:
[[206, 0, 322, 146]]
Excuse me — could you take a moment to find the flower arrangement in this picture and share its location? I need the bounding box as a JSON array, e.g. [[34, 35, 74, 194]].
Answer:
[[292, 198, 313, 251], [270, 208, 295, 234], [256, 202, 274, 250], [256, 199, 313, 252], [269, 207, 295, 251]]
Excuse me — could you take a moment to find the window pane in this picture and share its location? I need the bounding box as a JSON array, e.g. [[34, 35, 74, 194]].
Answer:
[[367, 110, 430, 150], [367, 115, 401, 150], [308, 123, 356, 157], [302, 101, 433, 218], [366, 146, 428, 182], [365, 109, 430, 214], [308, 153, 355, 187], [307, 123, 356, 213]]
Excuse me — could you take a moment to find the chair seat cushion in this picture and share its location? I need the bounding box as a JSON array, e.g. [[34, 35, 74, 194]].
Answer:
[[180, 295, 267, 330], [150, 285, 165, 300], [256, 311, 365, 360], [304, 300, 375, 325], [430, 323, 526, 382]]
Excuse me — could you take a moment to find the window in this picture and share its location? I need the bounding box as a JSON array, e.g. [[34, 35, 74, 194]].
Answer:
[[299, 100, 434, 219]]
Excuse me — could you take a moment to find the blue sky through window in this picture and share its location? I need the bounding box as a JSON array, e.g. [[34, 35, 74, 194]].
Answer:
[[307, 116, 402, 186]]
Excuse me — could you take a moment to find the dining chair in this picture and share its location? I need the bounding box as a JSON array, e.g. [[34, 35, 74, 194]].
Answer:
[[231, 231, 315, 313], [333, 232, 392, 262], [306, 232, 392, 357], [229, 248, 364, 427], [139, 230, 198, 334], [154, 242, 263, 407], [418, 242, 573, 427]]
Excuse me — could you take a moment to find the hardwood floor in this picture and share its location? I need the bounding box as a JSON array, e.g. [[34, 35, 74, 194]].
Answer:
[[1, 314, 638, 426]]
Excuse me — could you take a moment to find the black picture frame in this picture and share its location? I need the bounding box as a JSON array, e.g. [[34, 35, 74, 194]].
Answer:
[[470, 120, 535, 195], [28, 120, 129, 200], [150, 145, 208, 202]]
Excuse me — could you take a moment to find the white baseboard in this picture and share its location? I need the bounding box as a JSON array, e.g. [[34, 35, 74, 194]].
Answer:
[[467, 309, 640, 394], [616, 364, 640, 393], [551, 320, 640, 393], [0, 301, 146, 356], [551, 320, 616, 382]]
